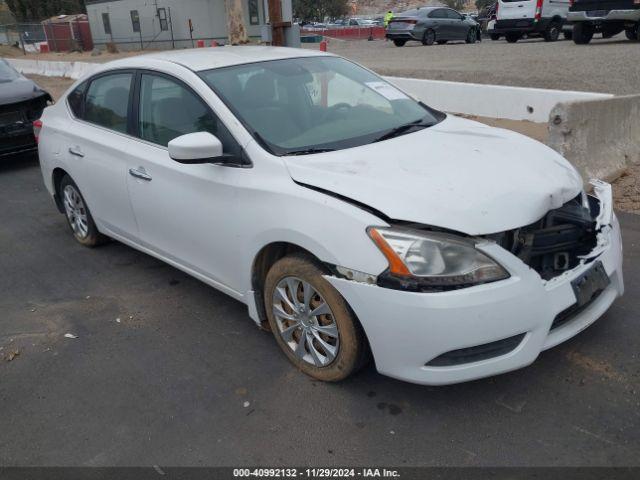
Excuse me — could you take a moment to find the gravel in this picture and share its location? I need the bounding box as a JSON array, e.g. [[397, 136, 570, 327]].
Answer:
[[315, 33, 640, 95]]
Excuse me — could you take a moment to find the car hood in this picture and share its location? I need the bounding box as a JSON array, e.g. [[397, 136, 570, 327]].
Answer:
[[283, 115, 583, 235], [0, 76, 51, 106]]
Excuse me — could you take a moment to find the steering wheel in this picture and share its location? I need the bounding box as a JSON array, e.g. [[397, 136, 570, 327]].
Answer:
[[322, 102, 352, 121]]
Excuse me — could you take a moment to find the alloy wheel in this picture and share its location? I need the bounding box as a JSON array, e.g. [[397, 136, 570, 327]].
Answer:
[[272, 276, 340, 367], [63, 185, 89, 239]]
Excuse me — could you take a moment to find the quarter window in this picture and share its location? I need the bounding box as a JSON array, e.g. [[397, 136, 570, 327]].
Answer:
[[67, 82, 87, 118], [84, 73, 133, 133], [137, 73, 240, 156]]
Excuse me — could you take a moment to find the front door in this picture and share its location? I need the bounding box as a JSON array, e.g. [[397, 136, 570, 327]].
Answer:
[[125, 71, 248, 294]]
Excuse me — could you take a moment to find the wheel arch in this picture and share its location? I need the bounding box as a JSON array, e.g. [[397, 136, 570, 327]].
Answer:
[[52, 167, 69, 213], [250, 242, 329, 329]]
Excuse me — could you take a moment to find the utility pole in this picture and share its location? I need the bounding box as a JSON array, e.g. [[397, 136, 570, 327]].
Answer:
[[267, 0, 291, 46], [225, 0, 249, 44]]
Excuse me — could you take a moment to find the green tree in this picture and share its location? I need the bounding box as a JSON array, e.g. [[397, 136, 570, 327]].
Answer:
[[294, 0, 349, 22], [442, 0, 468, 11], [5, 0, 86, 21]]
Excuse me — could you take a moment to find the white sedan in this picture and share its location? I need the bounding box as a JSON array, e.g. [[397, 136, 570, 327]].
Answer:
[[37, 47, 623, 385]]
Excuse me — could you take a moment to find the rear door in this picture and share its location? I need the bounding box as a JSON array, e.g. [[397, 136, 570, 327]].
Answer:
[[498, 0, 536, 20], [62, 71, 139, 239]]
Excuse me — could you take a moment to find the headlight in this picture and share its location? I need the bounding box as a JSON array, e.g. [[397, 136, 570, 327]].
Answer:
[[368, 227, 509, 289]]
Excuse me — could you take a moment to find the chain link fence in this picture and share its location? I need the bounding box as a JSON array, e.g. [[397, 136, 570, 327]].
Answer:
[[0, 21, 93, 53]]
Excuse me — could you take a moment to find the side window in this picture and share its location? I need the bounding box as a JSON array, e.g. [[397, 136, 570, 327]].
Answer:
[[67, 81, 87, 118], [130, 10, 141, 33], [429, 9, 445, 19], [157, 8, 169, 31], [447, 10, 462, 20], [84, 73, 133, 133], [102, 13, 112, 35], [137, 73, 240, 156]]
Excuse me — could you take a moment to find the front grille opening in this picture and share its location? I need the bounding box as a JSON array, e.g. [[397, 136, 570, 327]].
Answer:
[[425, 333, 526, 367], [487, 195, 599, 281]]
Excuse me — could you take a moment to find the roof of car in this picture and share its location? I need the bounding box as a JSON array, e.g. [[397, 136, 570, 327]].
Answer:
[[125, 46, 332, 72]]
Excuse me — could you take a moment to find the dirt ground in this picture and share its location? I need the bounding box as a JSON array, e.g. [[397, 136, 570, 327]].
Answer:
[[26, 74, 638, 214]]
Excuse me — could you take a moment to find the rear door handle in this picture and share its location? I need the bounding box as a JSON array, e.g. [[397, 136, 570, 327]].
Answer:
[[129, 167, 152, 182], [68, 146, 84, 157]]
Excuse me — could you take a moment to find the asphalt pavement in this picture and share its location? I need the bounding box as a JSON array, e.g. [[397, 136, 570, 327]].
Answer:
[[1, 155, 639, 467]]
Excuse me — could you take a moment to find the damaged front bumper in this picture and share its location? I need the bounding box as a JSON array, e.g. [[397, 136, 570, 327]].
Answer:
[[326, 182, 624, 385]]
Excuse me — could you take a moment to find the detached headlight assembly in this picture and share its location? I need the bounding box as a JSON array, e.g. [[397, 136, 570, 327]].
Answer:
[[368, 227, 509, 291]]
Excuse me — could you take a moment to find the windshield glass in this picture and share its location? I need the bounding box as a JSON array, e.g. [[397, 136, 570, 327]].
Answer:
[[199, 56, 442, 155], [0, 60, 20, 83]]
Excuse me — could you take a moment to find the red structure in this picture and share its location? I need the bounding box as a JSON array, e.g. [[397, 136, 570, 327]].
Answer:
[[42, 14, 94, 52]]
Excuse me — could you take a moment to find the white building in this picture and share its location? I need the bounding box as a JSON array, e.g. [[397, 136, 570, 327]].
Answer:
[[85, 0, 267, 50]]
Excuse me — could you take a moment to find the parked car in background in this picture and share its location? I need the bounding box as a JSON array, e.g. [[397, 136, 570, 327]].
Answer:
[[568, 0, 640, 44], [386, 7, 481, 46], [37, 47, 623, 385], [489, 0, 572, 42], [0, 59, 51, 159]]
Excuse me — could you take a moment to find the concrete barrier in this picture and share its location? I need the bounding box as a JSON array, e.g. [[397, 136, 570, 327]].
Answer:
[[548, 95, 640, 184], [7, 58, 97, 80], [385, 76, 613, 123]]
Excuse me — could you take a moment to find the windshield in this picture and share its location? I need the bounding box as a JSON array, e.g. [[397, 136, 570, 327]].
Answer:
[[199, 56, 442, 156], [0, 60, 20, 83]]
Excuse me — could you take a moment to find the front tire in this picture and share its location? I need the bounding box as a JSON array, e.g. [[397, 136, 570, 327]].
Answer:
[[393, 39, 406, 47], [59, 175, 107, 247], [422, 29, 436, 46], [573, 22, 594, 44], [264, 254, 368, 382], [465, 27, 477, 43], [625, 24, 639, 41]]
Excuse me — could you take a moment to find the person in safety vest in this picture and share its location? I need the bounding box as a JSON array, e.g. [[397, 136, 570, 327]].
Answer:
[[384, 10, 394, 28]]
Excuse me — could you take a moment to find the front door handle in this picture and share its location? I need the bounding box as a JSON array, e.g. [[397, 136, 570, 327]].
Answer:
[[68, 146, 84, 158], [129, 167, 152, 182]]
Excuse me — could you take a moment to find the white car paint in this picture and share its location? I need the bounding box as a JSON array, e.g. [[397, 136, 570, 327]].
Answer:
[[38, 47, 624, 385]]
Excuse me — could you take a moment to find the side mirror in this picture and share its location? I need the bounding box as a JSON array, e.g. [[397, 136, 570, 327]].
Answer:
[[168, 132, 224, 164]]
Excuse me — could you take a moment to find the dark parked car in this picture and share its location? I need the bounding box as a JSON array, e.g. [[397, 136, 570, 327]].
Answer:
[[0, 59, 51, 158], [386, 7, 480, 46]]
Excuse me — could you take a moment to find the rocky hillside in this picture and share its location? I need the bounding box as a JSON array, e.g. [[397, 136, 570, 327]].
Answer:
[[352, 0, 476, 14]]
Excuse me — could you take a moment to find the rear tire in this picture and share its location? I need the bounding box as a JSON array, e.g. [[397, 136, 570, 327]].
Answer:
[[465, 27, 477, 43], [59, 175, 108, 247], [505, 32, 520, 43], [422, 29, 436, 45], [543, 22, 561, 42], [393, 39, 406, 47], [264, 254, 368, 382], [625, 24, 639, 41], [573, 22, 594, 44], [490, 33, 500, 40]]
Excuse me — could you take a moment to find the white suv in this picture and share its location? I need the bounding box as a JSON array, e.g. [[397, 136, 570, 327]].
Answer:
[[37, 47, 623, 385]]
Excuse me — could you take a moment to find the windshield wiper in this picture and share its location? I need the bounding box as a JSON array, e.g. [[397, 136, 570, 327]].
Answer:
[[373, 117, 435, 143], [286, 148, 336, 156]]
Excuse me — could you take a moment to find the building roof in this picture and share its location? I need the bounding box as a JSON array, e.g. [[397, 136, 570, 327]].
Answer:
[[43, 13, 88, 23], [116, 46, 331, 72]]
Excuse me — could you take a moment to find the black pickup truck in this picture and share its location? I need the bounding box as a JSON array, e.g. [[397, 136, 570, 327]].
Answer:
[[568, 0, 640, 43]]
